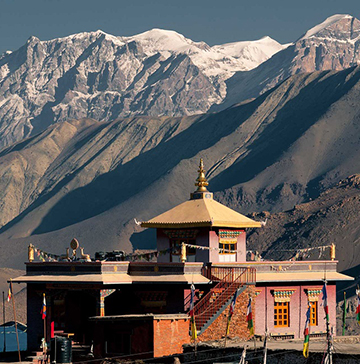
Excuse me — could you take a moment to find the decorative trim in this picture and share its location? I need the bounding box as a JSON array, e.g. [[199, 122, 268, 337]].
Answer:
[[306, 289, 322, 302], [272, 289, 296, 302], [164, 229, 199, 239], [99, 289, 116, 317], [219, 230, 243, 239]]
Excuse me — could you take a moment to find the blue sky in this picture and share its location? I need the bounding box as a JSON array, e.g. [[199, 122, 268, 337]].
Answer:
[[1, 0, 360, 54]]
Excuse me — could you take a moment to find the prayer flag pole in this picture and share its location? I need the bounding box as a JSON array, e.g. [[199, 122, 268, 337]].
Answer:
[[224, 289, 239, 347], [41, 293, 47, 359], [2, 291, 5, 353], [342, 291, 347, 336], [189, 284, 197, 353], [9, 280, 21, 362], [303, 301, 311, 358]]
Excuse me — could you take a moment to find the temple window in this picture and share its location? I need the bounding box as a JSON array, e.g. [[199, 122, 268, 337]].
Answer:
[[218, 230, 243, 262], [170, 239, 196, 262], [274, 301, 290, 327], [219, 240, 237, 253], [272, 289, 295, 328], [310, 301, 318, 326], [305, 288, 321, 326]]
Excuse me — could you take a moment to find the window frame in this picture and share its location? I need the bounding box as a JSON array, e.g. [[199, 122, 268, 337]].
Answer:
[[274, 301, 290, 328], [309, 301, 318, 326], [219, 240, 237, 255]]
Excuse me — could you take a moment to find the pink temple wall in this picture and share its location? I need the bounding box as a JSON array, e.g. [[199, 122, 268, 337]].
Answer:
[[254, 283, 336, 338], [236, 231, 246, 262]]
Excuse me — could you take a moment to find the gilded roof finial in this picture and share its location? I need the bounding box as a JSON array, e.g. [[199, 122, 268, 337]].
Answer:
[[195, 159, 209, 192]]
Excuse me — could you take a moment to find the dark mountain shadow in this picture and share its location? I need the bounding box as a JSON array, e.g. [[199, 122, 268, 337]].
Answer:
[[210, 66, 360, 193], [2, 92, 268, 236], [130, 229, 156, 250], [337, 264, 360, 301]]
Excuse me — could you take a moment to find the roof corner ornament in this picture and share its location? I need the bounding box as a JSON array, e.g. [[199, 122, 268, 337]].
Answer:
[[195, 158, 209, 192]]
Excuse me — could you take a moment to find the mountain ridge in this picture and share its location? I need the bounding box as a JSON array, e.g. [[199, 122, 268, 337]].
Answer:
[[0, 27, 286, 149], [214, 14, 360, 111]]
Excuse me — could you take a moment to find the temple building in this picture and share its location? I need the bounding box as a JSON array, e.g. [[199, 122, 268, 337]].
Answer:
[[11, 159, 352, 359], [142, 159, 261, 263]]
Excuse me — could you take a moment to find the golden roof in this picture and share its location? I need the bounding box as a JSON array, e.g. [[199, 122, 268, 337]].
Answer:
[[141, 196, 261, 228], [141, 159, 261, 229]]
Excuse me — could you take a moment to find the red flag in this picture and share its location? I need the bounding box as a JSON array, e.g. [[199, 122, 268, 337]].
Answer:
[[322, 283, 329, 322], [41, 293, 47, 319]]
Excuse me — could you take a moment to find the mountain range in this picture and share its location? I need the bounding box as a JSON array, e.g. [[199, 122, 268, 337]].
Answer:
[[0, 28, 285, 149], [2, 14, 360, 278], [2, 14, 360, 151]]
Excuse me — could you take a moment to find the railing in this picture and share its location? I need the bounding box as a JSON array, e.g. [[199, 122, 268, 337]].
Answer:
[[193, 269, 234, 317], [202, 266, 256, 284], [193, 267, 256, 332]]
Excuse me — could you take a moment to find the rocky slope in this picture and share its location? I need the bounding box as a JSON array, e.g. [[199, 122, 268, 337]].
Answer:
[[215, 14, 360, 111], [246, 175, 360, 272], [2, 66, 360, 271], [0, 29, 285, 149]]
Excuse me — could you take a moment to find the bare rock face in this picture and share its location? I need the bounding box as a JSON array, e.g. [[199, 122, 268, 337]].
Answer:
[[291, 15, 360, 73], [215, 14, 360, 111], [0, 30, 285, 150]]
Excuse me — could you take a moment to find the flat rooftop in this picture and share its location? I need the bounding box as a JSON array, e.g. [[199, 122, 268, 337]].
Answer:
[[11, 260, 353, 286]]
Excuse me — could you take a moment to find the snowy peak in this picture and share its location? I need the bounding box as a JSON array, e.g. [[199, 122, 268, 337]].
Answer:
[[212, 36, 286, 60], [124, 28, 201, 53], [0, 27, 287, 149], [300, 14, 360, 41]]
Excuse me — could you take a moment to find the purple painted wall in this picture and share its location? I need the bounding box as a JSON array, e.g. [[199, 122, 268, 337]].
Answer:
[[157, 229, 170, 263], [155, 228, 247, 264], [236, 231, 246, 262], [254, 283, 336, 338]]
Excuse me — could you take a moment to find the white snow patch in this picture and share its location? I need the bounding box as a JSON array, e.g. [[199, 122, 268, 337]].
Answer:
[[300, 14, 353, 40]]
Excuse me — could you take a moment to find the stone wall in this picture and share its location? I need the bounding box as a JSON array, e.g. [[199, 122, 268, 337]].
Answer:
[[197, 286, 255, 342], [153, 317, 190, 357]]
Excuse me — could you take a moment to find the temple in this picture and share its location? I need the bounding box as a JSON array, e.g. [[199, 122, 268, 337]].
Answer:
[[11, 159, 352, 359], [142, 159, 261, 263]]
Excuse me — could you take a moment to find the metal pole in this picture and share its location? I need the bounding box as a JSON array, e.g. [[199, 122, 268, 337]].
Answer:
[[43, 293, 47, 361], [10, 280, 21, 362], [2, 291, 6, 353], [263, 330, 267, 364]]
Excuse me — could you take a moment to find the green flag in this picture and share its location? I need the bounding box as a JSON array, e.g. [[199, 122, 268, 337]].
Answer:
[[342, 291, 347, 336]]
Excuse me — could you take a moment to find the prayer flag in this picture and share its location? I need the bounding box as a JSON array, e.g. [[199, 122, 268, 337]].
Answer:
[[246, 296, 254, 336], [303, 303, 311, 358], [6, 283, 12, 302], [189, 284, 197, 340], [41, 293, 47, 319], [356, 289, 360, 325], [226, 289, 239, 335], [322, 283, 329, 322]]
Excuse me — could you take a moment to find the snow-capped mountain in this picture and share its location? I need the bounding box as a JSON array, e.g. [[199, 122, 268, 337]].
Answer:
[[2, 15, 360, 150], [0, 29, 285, 149], [215, 14, 360, 110]]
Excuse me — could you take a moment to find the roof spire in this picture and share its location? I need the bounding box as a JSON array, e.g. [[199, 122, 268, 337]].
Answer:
[[195, 158, 209, 192]]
